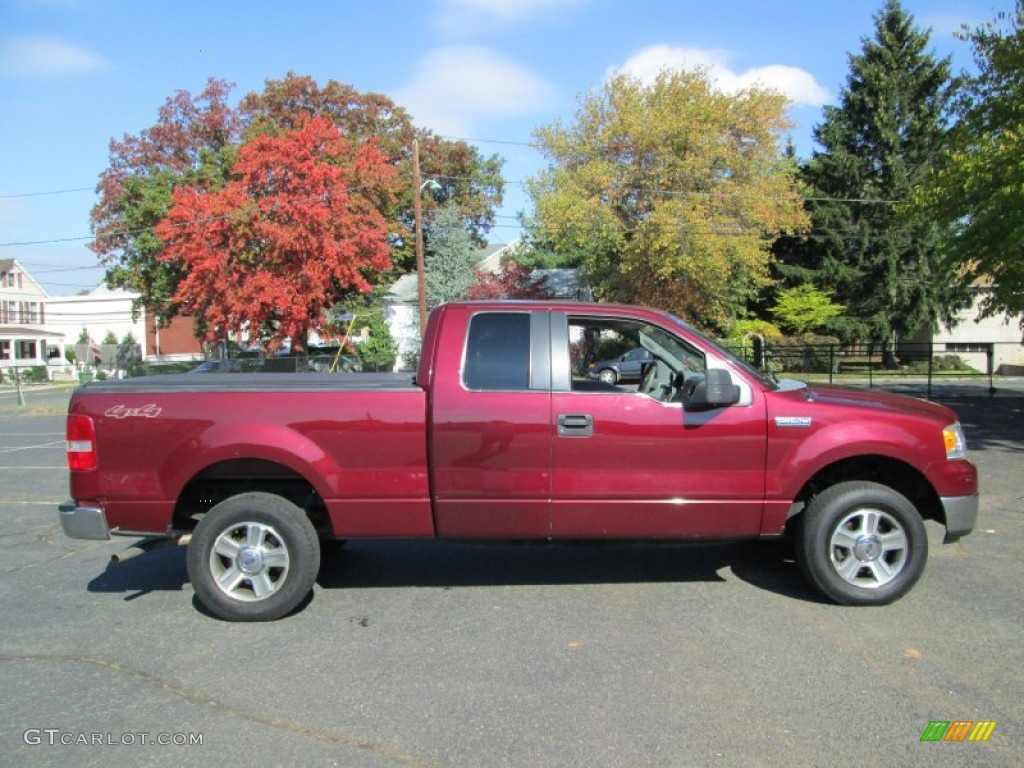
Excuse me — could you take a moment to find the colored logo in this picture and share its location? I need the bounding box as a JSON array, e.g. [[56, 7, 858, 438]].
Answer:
[[920, 721, 996, 742]]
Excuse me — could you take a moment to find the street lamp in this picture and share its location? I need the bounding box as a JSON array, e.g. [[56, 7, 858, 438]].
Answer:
[[412, 139, 442, 333]]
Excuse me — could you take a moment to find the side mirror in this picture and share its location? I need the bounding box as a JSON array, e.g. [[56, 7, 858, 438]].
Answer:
[[687, 369, 741, 408]]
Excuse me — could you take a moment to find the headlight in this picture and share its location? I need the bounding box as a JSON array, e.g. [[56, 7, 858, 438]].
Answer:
[[943, 422, 967, 460]]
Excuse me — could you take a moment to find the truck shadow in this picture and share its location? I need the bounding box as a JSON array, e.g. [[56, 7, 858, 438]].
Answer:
[[321, 539, 825, 602], [86, 539, 825, 613]]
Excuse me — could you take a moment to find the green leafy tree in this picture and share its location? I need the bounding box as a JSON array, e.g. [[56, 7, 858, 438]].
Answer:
[[774, 0, 967, 342], [914, 2, 1024, 322], [425, 203, 476, 305], [770, 284, 846, 335], [527, 69, 807, 333], [90, 79, 240, 324]]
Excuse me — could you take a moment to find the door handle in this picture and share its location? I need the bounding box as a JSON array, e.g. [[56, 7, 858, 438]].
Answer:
[[557, 413, 594, 437]]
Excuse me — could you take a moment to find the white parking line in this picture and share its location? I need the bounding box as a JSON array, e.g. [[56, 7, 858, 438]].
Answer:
[[0, 467, 66, 470], [0, 500, 65, 505], [0, 441, 64, 454]]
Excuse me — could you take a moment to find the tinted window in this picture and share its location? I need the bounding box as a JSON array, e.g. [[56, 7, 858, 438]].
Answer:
[[463, 313, 531, 390]]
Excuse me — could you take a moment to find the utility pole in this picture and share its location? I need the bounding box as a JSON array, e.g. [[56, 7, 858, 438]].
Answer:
[[412, 139, 428, 334], [14, 367, 25, 407]]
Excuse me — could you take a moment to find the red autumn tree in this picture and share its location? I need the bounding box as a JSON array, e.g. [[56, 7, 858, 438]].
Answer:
[[466, 260, 552, 300], [155, 116, 397, 352]]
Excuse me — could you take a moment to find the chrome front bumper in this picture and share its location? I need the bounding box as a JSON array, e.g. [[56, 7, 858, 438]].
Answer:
[[940, 493, 979, 543], [58, 500, 110, 540]]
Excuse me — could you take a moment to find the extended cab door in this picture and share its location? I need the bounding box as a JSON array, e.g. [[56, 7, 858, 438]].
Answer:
[[550, 312, 768, 538], [429, 307, 552, 538]]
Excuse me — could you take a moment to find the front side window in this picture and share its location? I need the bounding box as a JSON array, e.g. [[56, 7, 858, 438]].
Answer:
[[463, 313, 531, 391], [569, 316, 705, 402]]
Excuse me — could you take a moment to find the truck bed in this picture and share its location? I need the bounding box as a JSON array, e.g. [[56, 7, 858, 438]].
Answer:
[[67, 372, 433, 539]]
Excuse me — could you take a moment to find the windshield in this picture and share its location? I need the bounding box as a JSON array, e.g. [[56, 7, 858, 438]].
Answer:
[[664, 313, 779, 390]]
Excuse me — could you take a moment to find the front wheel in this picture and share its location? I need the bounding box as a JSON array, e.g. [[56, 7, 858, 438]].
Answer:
[[598, 368, 617, 385], [795, 481, 927, 606], [187, 492, 320, 621]]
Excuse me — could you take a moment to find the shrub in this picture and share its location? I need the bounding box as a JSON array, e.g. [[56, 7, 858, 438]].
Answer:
[[766, 336, 841, 374]]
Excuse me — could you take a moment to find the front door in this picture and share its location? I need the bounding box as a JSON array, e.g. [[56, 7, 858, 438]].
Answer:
[[550, 313, 767, 538]]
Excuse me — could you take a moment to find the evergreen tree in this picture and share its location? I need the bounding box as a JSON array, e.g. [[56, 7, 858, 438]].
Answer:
[[425, 204, 476, 306], [774, 0, 967, 342], [354, 312, 398, 372]]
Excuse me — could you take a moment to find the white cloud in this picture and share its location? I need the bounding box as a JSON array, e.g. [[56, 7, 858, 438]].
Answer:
[[0, 36, 110, 78], [392, 46, 555, 136], [434, 0, 585, 35], [611, 44, 830, 107]]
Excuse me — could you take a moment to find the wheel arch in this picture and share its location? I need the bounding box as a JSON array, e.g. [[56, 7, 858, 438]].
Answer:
[[171, 457, 332, 538], [785, 454, 944, 531]]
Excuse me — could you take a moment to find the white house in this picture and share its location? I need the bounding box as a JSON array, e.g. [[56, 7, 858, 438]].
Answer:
[[909, 281, 1024, 375], [0, 258, 67, 376], [46, 283, 150, 356]]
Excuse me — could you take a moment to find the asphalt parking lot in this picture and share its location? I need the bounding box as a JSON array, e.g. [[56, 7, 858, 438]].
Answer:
[[0, 385, 1021, 767]]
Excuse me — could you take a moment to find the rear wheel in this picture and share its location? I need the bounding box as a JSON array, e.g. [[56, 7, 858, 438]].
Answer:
[[795, 481, 927, 605], [187, 492, 320, 621]]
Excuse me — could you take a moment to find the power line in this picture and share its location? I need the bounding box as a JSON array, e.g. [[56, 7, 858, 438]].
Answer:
[[0, 187, 93, 199], [439, 135, 537, 148]]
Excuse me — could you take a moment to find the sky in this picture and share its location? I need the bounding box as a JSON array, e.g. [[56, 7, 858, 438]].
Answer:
[[0, 0, 1013, 296]]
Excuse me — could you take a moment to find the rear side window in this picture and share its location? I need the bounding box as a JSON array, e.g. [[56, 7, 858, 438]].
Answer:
[[463, 313, 530, 390]]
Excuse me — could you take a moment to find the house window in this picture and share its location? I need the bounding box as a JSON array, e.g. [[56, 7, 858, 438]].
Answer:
[[0, 341, 9, 360], [945, 342, 989, 354], [16, 340, 37, 360]]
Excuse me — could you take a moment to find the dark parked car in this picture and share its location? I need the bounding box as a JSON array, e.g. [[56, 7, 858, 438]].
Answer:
[[189, 359, 244, 374], [588, 347, 653, 384]]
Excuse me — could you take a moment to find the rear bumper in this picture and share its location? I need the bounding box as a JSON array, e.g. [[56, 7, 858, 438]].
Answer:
[[58, 500, 110, 541], [940, 493, 978, 543]]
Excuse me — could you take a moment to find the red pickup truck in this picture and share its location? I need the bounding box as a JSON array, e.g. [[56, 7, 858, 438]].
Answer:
[[59, 301, 978, 621]]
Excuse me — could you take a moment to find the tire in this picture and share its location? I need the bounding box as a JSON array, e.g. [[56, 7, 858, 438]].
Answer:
[[598, 368, 617, 385], [795, 481, 927, 606], [187, 492, 320, 621]]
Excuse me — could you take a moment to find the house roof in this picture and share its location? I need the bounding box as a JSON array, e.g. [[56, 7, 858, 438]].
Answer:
[[0, 257, 50, 298]]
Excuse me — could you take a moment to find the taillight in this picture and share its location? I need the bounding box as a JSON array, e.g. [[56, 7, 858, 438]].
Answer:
[[66, 414, 97, 471]]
